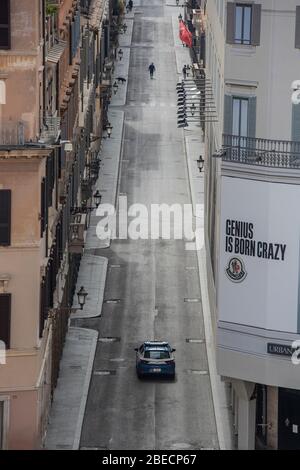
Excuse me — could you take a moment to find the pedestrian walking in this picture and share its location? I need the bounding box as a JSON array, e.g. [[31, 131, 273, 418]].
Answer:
[[176, 0, 179, 5], [127, 0, 133, 11], [182, 65, 187, 79], [148, 62, 156, 79]]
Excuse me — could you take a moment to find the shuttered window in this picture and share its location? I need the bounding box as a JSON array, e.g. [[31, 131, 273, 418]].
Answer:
[[0, 0, 10, 50], [295, 6, 300, 49], [224, 95, 256, 138], [292, 104, 300, 142], [0, 294, 11, 349], [0, 190, 11, 246], [227, 3, 261, 46]]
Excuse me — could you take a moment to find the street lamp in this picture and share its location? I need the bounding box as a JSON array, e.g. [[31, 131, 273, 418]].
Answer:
[[93, 190, 102, 208], [106, 123, 113, 138], [118, 49, 123, 61], [190, 103, 196, 116], [197, 155, 205, 172], [77, 286, 88, 310], [113, 81, 118, 95]]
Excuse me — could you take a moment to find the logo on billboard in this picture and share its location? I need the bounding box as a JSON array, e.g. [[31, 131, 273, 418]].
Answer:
[[226, 257, 247, 283]]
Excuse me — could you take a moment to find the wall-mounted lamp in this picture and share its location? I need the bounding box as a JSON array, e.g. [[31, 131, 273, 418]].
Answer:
[[197, 155, 204, 172]]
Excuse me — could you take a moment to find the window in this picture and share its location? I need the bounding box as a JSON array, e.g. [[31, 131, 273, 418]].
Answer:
[[0, 0, 10, 49], [0, 81, 6, 105], [227, 2, 261, 46], [233, 97, 249, 137], [0, 398, 9, 450], [0, 190, 11, 246], [0, 294, 11, 349], [144, 350, 170, 360], [0, 401, 3, 449], [235, 4, 252, 45]]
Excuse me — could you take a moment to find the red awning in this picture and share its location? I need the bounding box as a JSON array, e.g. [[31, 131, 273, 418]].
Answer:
[[179, 20, 193, 48]]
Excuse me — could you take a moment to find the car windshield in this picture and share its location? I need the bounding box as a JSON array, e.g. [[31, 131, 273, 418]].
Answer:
[[144, 349, 170, 360]]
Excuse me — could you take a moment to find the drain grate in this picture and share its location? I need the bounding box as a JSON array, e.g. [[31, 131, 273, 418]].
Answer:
[[104, 299, 121, 304], [184, 298, 201, 303], [69, 365, 82, 370], [187, 369, 208, 375], [94, 370, 116, 376], [186, 339, 205, 344], [98, 337, 121, 343]]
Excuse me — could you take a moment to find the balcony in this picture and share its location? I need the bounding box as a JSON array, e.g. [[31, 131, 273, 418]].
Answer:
[[39, 116, 61, 145], [69, 213, 88, 254], [222, 135, 300, 169]]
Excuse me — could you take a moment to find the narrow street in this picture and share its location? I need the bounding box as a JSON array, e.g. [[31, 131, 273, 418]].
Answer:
[[79, 0, 218, 450]]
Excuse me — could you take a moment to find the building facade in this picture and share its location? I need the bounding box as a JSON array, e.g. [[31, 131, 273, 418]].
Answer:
[[205, 0, 300, 450], [0, 0, 115, 449]]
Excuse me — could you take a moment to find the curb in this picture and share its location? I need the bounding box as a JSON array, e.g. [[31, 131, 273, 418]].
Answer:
[[182, 132, 228, 451], [72, 327, 99, 450], [71, 256, 108, 319]]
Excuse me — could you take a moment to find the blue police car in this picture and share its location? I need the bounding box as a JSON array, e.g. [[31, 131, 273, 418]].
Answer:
[[134, 341, 176, 379]]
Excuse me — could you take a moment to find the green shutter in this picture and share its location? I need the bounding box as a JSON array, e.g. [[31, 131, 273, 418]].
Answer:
[[295, 6, 300, 49], [224, 95, 233, 135], [251, 4, 262, 46], [226, 3, 236, 44], [248, 97, 257, 138], [0, 190, 11, 246], [292, 103, 300, 141]]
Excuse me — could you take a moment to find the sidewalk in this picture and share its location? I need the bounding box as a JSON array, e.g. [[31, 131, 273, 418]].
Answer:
[[171, 14, 234, 450], [45, 16, 133, 450]]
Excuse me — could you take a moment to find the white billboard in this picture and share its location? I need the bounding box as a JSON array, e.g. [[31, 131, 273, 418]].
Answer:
[[218, 176, 300, 334]]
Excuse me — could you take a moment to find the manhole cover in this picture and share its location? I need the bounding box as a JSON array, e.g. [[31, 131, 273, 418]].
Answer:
[[184, 298, 201, 303], [104, 299, 121, 304], [186, 339, 204, 344], [98, 337, 121, 343], [94, 370, 117, 376]]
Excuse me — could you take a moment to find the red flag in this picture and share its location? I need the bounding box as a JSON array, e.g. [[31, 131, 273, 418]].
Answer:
[[179, 20, 193, 48]]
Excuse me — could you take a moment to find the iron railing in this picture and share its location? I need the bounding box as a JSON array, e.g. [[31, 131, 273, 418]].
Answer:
[[223, 135, 300, 169]]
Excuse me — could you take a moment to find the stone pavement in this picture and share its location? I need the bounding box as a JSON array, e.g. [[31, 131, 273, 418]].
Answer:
[[171, 14, 234, 450], [45, 328, 98, 450], [45, 15, 133, 450]]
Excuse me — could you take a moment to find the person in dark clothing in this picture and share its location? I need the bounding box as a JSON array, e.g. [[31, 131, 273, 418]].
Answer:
[[148, 62, 156, 79], [182, 65, 187, 79], [127, 0, 133, 11]]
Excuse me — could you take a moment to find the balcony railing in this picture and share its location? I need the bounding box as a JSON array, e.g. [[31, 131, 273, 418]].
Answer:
[[222, 135, 300, 169], [39, 116, 61, 145]]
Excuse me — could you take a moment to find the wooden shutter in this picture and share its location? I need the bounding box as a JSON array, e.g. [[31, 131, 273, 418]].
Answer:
[[0, 190, 11, 246], [292, 104, 300, 142], [295, 6, 300, 49], [251, 4, 262, 46], [40, 178, 46, 237], [0, 0, 10, 50], [248, 97, 257, 138], [0, 294, 11, 349], [226, 3, 236, 44], [224, 95, 233, 135]]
